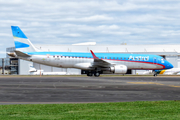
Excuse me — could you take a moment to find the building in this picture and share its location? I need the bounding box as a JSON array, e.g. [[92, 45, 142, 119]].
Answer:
[[2, 44, 180, 75]]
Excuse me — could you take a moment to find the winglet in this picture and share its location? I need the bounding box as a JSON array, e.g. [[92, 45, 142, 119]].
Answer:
[[90, 50, 99, 59]]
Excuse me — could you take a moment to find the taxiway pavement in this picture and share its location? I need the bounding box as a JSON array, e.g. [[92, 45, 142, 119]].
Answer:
[[0, 76, 180, 104]]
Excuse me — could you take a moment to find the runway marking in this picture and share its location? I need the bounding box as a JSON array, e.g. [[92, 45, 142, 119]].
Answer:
[[168, 85, 180, 88], [127, 82, 180, 88], [128, 82, 164, 85]]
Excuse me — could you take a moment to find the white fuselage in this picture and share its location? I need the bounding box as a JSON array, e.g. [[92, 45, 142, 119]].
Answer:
[[20, 55, 164, 70]]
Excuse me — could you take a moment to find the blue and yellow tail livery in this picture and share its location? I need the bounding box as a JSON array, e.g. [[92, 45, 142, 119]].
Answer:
[[11, 26, 37, 52], [11, 26, 28, 39]]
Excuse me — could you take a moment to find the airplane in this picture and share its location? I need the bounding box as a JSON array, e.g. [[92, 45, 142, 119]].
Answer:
[[9, 26, 174, 77], [29, 65, 66, 75], [143, 68, 180, 75], [142, 70, 153, 75], [155, 68, 180, 75]]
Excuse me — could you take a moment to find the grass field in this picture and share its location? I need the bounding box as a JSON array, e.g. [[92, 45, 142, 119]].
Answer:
[[0, 101, 180, 120]]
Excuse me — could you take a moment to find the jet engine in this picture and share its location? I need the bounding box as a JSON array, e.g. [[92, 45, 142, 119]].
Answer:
[[110, 65, 127, 74]]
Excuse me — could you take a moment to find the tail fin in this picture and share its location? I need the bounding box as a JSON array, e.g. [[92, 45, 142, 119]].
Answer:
[[11, 26, 38, 52]]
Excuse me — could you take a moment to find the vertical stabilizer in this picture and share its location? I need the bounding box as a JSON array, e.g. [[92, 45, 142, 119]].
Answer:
[[11, 26, 38, 52]]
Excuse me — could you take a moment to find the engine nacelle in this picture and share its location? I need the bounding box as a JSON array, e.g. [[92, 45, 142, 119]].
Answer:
[[110, 65, 127, 74]]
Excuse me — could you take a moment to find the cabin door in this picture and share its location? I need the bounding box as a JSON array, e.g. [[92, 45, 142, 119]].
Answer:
[[46, 54, 50, 61]]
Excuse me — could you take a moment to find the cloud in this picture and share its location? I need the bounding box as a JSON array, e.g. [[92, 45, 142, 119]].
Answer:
[[63, 33, 81, 37], [58, 15, 114, 22], [0, 33, 11, 37], [0, 51, 6, 54], [101, 31, 131, 35], [0, 0, 180, 57], [160, 30, 180, 36]]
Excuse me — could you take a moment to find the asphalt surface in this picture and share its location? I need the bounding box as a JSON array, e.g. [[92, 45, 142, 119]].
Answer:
[[0, 76, 180, 104]]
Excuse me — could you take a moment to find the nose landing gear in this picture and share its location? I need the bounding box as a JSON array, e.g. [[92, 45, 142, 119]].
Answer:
[[153, 71, 157, 77]]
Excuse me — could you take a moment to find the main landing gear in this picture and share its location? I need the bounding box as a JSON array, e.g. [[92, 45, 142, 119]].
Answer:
[[87, 71, 101, 77], [94, 72, 100, 77], [154, 73, 157, 77], [87, 72, 93, 76]]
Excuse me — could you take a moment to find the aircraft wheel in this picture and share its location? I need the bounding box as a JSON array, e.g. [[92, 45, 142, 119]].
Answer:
[[153, 71, 157, 77], [94, 72, 100, 77]]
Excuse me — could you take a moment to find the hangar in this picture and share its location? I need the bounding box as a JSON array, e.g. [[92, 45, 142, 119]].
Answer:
[[2, 43, 180, 75]]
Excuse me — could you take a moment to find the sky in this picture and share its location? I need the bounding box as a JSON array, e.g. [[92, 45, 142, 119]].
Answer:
[[0, 0, 180, 57]]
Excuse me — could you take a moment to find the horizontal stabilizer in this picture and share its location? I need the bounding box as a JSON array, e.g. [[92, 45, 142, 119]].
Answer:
[[14, 50, 31, 57], [7, 52, 16, 57]]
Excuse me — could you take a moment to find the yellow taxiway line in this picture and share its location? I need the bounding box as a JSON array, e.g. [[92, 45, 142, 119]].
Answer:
[[127, 82, 180, 88]]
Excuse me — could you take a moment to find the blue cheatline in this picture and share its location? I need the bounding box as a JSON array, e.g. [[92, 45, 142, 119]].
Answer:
[[14, 41, 29, 48], [11, 26, 28, 39]]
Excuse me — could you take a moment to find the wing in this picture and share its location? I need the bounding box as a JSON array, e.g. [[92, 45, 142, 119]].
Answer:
[[90, 50, 115, 67]]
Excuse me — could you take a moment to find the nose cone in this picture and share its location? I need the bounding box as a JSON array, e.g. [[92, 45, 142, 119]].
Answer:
[[169, 63, 174, 69], [166, 62, 173, 69]]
